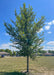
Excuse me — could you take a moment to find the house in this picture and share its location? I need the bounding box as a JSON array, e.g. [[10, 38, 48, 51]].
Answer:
[[0, 52, 10, 57], [43, 53, 54, 56]]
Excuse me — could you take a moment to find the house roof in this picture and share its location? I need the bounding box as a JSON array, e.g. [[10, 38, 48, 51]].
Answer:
[[0, 52, 10, 55], [43, 53, 53, 55]]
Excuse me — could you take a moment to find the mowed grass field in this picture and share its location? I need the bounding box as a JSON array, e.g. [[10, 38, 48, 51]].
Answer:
[[0, 56, 54, 75]]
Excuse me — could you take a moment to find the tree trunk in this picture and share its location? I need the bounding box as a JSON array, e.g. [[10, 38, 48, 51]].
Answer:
[[27, 56, 29, 72]]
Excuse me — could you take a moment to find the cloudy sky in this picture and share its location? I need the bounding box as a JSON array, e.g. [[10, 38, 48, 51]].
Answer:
[[0, 0, 54, 51]]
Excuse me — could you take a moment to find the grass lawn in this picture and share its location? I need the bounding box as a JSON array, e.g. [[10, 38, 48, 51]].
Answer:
[[0, 56, 54, 75]]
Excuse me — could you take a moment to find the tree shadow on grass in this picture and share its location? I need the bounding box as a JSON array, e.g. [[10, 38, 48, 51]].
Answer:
[[0, 72, 26, 75]]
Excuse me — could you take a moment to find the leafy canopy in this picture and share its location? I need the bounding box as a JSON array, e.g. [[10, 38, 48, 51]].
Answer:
[[4, 3, 45, 58]]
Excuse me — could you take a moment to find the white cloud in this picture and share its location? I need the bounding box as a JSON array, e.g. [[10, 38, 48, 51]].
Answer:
[[0, 43, 18, 51], [42, 41, 54, 50], [48, 31, 52, 34], [46, 20, 54, 26], [40, 28, 43, 32], [46, 46, 54, 50], [47, 46, 54, 49], [43, 45, 54, 50], [47, 22, 52, 25], [38, 28, 43, 33], [45, 20, 54, 30], [45, 25, 50, 30], [52, 20, 54, 24], [47, 41, 54, 45]]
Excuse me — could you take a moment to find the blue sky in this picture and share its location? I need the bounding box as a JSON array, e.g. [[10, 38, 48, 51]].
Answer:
[[0, 0, 54, 50]]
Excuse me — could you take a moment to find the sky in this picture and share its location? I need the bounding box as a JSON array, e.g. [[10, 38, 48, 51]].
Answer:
[[0, 0, 54, 51]]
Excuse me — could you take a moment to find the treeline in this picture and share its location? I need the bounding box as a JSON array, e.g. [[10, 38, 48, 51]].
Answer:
[[37, 50, 54, 54], [0, 49, 19, 56], [0, 49, 47, 56], [48, 50, 54, 54], [37, 50, 47, 54], [37, 50, 54, 56], [0, 49, 54, 56]]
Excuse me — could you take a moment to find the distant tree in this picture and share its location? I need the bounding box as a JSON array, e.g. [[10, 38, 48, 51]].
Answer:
[[0, 49, 4, 52], [5, 49, 12, 56], [41, 50, 47, 54], [37, 49, 47, 56], [48, 50, 54, 54], [48, 50, 52, 53], [0, 49, 12, 56], [4, 3, 45, 72], [12, 51, 16, 56], [16, 51, 20, 56], [38, 50, 47, 53], [52, 51, 54, 54]]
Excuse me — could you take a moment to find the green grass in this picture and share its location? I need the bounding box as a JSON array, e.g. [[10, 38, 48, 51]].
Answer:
[[37, 56, 54, 70], [0, 56, 54, 75]]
